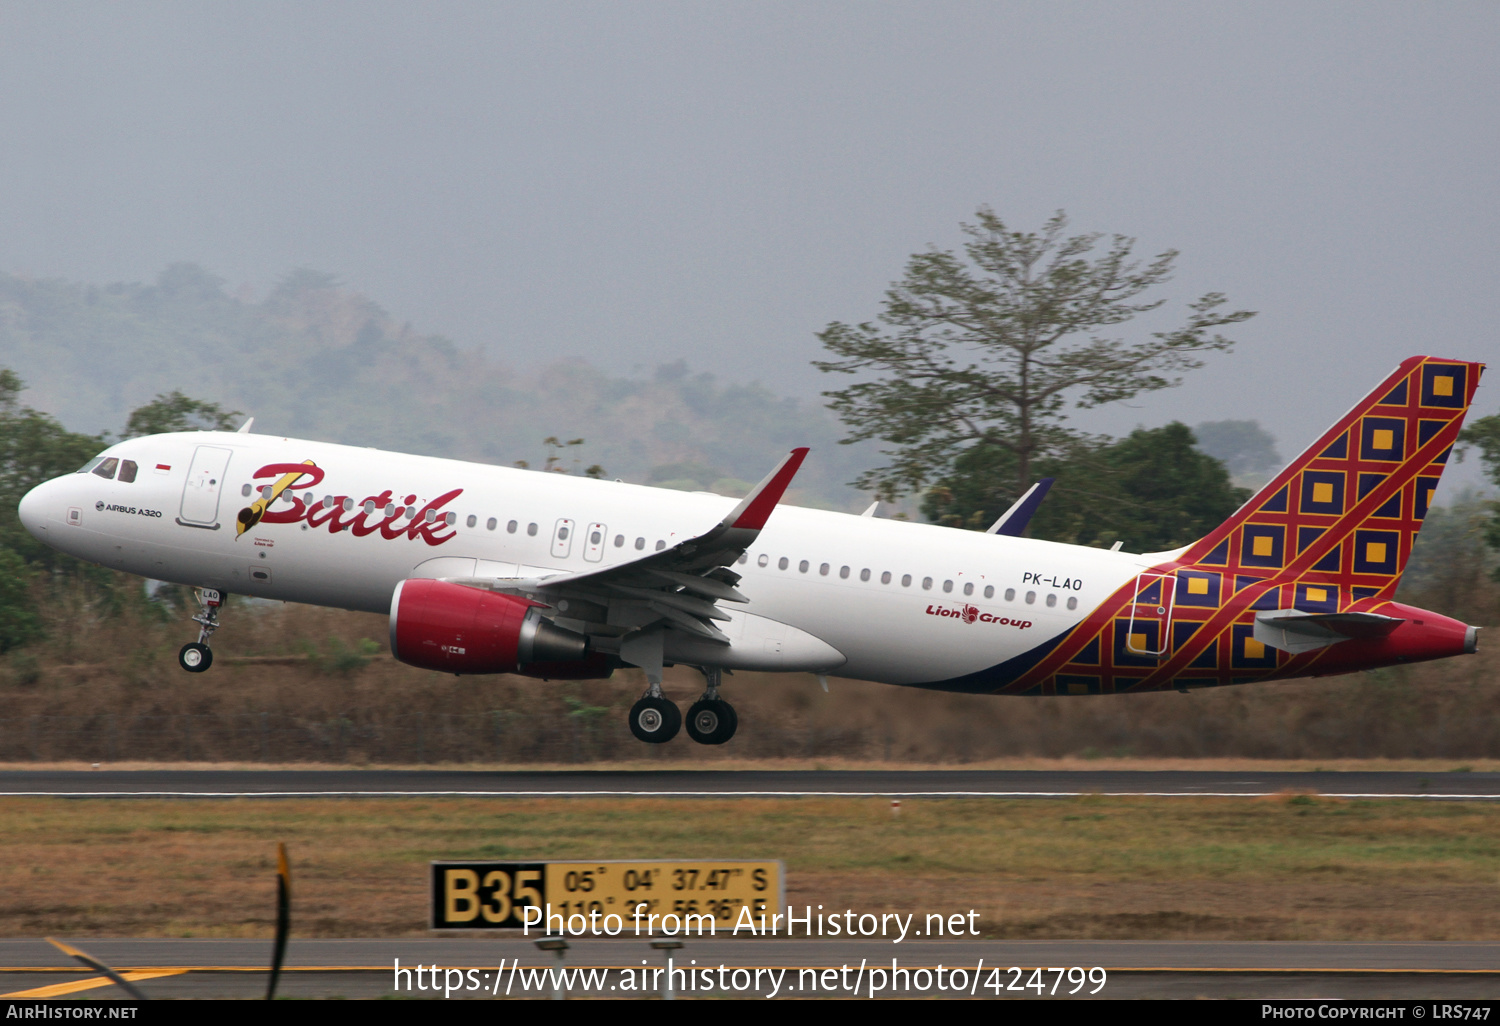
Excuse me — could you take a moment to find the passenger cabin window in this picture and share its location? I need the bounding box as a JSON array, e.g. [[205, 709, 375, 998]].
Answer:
[[840, 566, 850, 579], [467, 515, 477, 528], [922, 577, 933, 590], [860, 569, 871, 582], [117, 460, 138, 483], [1067, 597, 1078, 610], [487, 518, 497, 531], [92, 457, 119, 480], [527, 523, 538, 536], [819, 563, 830, 576], [778, 557, 789, 570], [880, 571, 892, 584], [942, 580, 953, 593], [1004, 588, 1015, 601], [984, 586, 995, 599], [963, 583, 974, 596], [901, 574, 911, 587]]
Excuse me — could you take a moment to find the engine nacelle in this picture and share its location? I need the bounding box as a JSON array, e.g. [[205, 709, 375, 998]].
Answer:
[[389, 578, 594, 675]]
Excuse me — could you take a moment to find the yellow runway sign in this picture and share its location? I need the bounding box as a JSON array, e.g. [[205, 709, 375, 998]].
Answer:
[[431, 860, 784, 931]]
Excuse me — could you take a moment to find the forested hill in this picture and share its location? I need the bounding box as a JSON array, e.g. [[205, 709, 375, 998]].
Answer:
[[0, 265, 874, 508]]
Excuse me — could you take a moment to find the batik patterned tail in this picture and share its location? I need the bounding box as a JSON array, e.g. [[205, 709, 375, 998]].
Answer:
[[977, 356, 1485, 697], [1175, 356, 1484, 598]]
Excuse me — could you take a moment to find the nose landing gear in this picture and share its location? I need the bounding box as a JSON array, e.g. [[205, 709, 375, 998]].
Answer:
[[178, 588, 222, 674]]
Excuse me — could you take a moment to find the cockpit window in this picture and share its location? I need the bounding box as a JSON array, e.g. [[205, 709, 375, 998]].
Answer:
[[76, 456, 106, 474], [118, 460, 138, 483], [92, 457, 120, 480]]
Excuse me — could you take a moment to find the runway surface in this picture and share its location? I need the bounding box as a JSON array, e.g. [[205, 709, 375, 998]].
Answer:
[[2, 768, 1499, 798], [3, 939, 1498, 999]]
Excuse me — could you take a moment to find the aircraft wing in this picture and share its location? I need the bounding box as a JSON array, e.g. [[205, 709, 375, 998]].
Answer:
[[445, 447, 809, 642]]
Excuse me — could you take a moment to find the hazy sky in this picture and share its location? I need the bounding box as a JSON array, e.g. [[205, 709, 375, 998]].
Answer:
[[1, 1, 1496, 479]]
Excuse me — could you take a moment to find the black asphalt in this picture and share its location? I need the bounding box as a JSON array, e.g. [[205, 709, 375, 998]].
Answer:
[[1, 768, 1498, 797], [3, 939, 1498, 1000]]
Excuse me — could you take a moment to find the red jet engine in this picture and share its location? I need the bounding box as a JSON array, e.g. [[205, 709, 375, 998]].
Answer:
[[390, 578, 605, 678]]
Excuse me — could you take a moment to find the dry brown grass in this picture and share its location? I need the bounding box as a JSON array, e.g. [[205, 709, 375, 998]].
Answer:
[[5, 757, 1500, 772], [2, 794, 1498, 942], [3, 588, 1499, 763]]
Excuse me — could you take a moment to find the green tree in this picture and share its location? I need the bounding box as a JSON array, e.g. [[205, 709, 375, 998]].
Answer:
[[0, 547, 38, 652], [122, 390, 242, 438], [924, 422, 1249, 552], [1458, 413, 1500, 576], [0, 368, 109, 649], [0, 369, 107, 564], [1193, 419, 1281, 479], [814, 208, 1255, 501]]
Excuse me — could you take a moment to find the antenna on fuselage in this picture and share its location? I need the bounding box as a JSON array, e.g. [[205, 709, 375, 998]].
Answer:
[[237, 417, 255, 434]]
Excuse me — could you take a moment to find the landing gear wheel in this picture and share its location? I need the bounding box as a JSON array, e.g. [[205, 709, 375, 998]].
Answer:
[[685, 699, 737, 745], [629, 696, 681, 743], [178, 643, 213, 673]]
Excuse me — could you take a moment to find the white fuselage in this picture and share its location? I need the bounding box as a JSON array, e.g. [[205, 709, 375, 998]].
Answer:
[[18, 432, 1151, 688]]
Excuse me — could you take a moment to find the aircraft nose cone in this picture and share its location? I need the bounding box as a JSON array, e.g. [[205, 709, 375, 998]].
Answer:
[[17, 481, 53, 540]]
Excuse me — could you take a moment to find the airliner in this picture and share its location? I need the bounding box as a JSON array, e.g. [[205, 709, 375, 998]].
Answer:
[[16, 356, 1484, 745]]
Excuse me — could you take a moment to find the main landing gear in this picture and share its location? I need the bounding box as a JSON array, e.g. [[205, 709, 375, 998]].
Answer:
[[686, 667, 736, 745], [178, 588, 222, 673], [627, 667, 738, 745], [628, 684, 682, 743]]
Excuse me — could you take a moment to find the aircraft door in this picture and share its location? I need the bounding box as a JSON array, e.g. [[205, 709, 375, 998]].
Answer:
[[583, 522, 607, 562], [1124, 572, 1175, 657], [550, 518, 576, 559], [178, 446, 234, 528]]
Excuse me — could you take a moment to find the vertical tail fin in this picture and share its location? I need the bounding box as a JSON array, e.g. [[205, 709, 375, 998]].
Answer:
[[1177, 356, 1485, 599]]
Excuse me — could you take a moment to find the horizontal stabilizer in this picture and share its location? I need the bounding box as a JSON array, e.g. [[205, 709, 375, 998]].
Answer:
[[1254, 609, 1404, 655]]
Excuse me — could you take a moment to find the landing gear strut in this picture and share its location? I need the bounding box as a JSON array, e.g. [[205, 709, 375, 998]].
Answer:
[[178, 588, 222, 673], [629, 680, 681, 743], [685, 667, 737, 745]]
